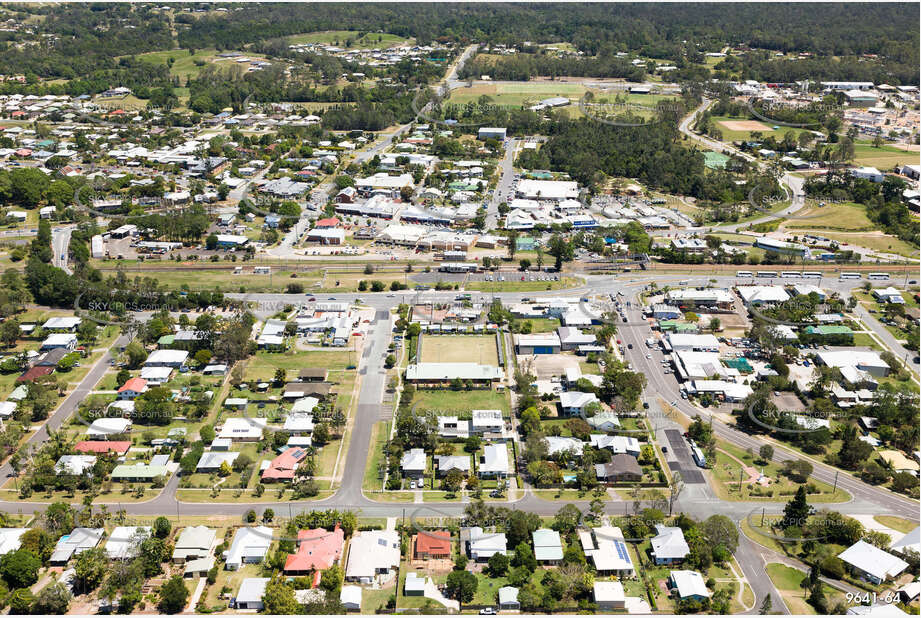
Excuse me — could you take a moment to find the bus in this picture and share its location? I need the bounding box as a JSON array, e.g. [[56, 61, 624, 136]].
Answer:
[[253, 266, 271, 275], [868, 273, 890, 281], [839, 272, 862, 280], [780, 271, 801, 279], [802, 271, 822, 279], [756, 271, 776, 278], [736, 271, 753, 278]]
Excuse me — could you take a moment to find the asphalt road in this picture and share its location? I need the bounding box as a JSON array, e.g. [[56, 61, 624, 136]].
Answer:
[[0, 273, 915, 614]]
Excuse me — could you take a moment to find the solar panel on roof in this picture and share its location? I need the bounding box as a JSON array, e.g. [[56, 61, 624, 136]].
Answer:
[[615, 541, 630, 561]]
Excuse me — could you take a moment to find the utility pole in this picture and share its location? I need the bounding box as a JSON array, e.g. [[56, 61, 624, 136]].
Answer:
[[833, 470, 839, 495]]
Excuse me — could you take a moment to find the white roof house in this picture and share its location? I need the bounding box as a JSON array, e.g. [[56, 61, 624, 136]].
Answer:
[[55, 455, 97, 475], [225, 526, 272, 570], [891, 526, 920, 556], [873, 287, 905, 304], [144, 349, 189, 367], [406, 363, 503, 382], [41, 333, 77, 350], [670, 570, 710, 599], [400, 448, 427, 475], [344, 530, 400, 583], [196, 451, 240, 472], [651, 524, 690, 564], [42, 317, 82, 331], [545, 436, 584, 456], [479, 444, 509, 477], [559, 391, 599, 414], [816, 350, 891, 377], [86, 418, 131, 438], [0, 528, 28, 555], [838, 541, 909, 584], [219, 417, 267, 441], [466, 527, 507, 561], [105, 526, 151, 560]]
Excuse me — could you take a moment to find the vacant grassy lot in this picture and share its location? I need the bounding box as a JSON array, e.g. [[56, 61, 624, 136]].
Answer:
[[853, 143, 917, 169], [766, 563, 846, 615], [874, 515, 919, 534], [817, 232, 919, 259], [409, 388, 510, 416], [783, 201, 874, 232], [420, 334, 499, 365], [286, 30, 410, 48]]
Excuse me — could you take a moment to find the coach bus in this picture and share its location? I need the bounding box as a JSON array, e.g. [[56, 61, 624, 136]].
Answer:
[[736, 271, 753, 278], [839, 272, 862, 280], [756, 271, 776, 278], [780, 271, 801, 279], [868, 273, 890, 281], [801, 271, 822, 279]]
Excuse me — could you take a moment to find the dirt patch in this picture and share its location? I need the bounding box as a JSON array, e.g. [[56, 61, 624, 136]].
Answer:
[[517, 354, 581, 379], [719, 119, 772, 131]]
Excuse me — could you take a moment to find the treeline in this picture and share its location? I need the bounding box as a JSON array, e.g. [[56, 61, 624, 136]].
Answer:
[[459, 54, 645, 81], [713, 51, 918, 88], [0, 5, 172, 81], [177, 4, 917, 81]]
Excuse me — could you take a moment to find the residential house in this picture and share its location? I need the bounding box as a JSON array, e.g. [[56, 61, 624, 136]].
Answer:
[[262, 447, 309, 482], [49, 528, 105, 565], [284, 526, 345, 575], [462, 527, 507, 561], [172, 526, 216, 563], [670, 570, 710, 601], [651, 524, 690, 565], [559, 391, 599, 417], [478, 444, 509, 478], [117, 377, 148, 400], [532, 528, 564, 564], [838, 541, 909, 584], [413, 530, 451, 560], [344, 530, 400, 583], [401, 448, 427, 479], [498, 586, 520, 610], [105, 526, 151, 560], [225, 527, 273, 570], [595, 455, 643, 482]]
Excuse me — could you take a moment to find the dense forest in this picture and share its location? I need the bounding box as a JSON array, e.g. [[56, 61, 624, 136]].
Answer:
[[177, 4, 918, 83], [0, 4, 916, 94]]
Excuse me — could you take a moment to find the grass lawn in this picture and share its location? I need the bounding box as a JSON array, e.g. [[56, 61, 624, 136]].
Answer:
[[363, 421, 390, 491], [874, 515, 919, 534], [419, 334, 499, 365], [783, 202, 874, 232], [817, 232, 919, 259], [138, 48, 231, 80], [361, 582, 397, 613], [852, 332, 883, 349], [464, 276, 581, 292], [853, 143, 918, 169], [765, 563, 846, 615], [709, 440, 850, 503], [409, 388, 510, 416], [511, 317, 560, 333]]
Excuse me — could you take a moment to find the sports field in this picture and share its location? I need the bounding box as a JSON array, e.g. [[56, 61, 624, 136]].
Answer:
[[419, 334, 499, 365], [709, 115, 815, 141]]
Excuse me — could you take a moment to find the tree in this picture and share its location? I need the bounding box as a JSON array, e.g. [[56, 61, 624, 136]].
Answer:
[[445, 570, 477, 603], [759, 594, 772, 615], [758, 444, 774, 463], [31, 581, 71, 614], [205, 233, 218, 250], [263, 576, 299, 614], [782, 485, 812, 529], [487, 552, 509, 577], [0, 548, 41, 588], [547, 234, 573, 271], [7, 588, 35, 615], [73, 547, 107, 593], [312, 423, 330, 446], [0, 318, 19, 347], [701, 514, 739, 554], [154, 516, 171, 539], [443, 468, 464, 493], [124, 340, 148, 369], [512, 542, 537, 572], [158, 575, 189, 614]]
